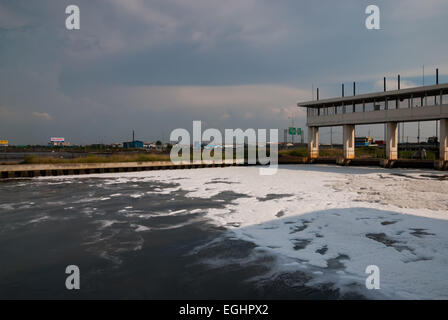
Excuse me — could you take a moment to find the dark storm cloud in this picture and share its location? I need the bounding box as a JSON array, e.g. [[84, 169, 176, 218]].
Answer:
[[0, 0, 448, 144]]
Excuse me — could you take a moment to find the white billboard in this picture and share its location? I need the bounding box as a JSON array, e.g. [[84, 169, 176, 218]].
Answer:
[[50, 137, 65, 142]]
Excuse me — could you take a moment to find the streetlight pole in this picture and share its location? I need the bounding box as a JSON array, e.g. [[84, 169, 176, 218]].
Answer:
[[330, 127, 333, 146], [289, 116, 295, 144]]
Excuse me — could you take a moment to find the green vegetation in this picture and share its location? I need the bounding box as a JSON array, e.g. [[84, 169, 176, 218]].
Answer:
[[399, 150, 436, 160], [320, 148, 343, 158], [23, 153, 170, 164], [278, 146, 437, 160], [8, 146, 439, 165], [279, 146, 385, 159], [354, 146, 385, 159], [279, 147, 344, 158], [279, 147, 308, 158]]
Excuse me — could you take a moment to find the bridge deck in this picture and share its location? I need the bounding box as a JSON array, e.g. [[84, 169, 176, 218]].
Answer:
[[306, 104, 448, 127], [298, 83, 448, 127]]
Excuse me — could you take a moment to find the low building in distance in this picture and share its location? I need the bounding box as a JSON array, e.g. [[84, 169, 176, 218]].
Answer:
[[123, 140, 144, 149]]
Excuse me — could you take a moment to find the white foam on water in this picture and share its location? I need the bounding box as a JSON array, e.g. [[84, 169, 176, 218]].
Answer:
[[169, 209, 187, 215], [0, 203, 14, 211], [130, 193, 143, 198], [131, 224, 150, 232], [37, 165, 448, 299], [94, 219, 122, 229], [29, 215, 51, 224], [46, 181, 73, 185], [75, 197, 108, 204]]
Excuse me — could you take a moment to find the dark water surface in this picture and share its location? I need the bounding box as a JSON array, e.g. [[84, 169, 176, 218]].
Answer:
[[0, 176, 355, 299]]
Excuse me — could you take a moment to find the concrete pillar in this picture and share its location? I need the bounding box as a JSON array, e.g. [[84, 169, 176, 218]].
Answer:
[[386, 122, 398, 160], [343, 125, 355, 159], [308, 126, 319, 159], [440, 119, 448, 161]]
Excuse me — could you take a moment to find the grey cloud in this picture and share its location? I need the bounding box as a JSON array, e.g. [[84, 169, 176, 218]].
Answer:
[[0, 0, 447, 144]]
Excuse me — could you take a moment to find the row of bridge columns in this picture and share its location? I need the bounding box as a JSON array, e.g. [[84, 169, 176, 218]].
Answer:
[[308, 119, 448, 162], [342, 124, 355, 159], [386, 122, 398, 160]]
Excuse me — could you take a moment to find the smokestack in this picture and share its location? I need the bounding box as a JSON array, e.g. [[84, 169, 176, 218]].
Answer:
[[317, 88, 319, 101], [436, 68, 439, 85], [353, 82, 356, 96], [384, 77, 386, 92], [133, 130, 135, 142], [342, 83, 345, 97], [398, 74, 400, 90]]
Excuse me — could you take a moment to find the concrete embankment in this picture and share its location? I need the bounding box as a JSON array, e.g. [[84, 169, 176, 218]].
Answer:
[[1, 158, 446, 179], [0, 161, 247, 179]]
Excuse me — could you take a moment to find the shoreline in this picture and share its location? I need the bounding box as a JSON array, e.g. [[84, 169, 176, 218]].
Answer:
[[0, 160, 246, 178], [1, 158, 447, 179]]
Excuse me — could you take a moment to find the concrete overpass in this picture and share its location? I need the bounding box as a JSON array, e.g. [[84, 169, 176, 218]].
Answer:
[[297, 83, 448, 168]]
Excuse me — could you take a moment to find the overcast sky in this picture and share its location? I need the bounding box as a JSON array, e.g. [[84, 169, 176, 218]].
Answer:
[[1, 0, 448, 145]]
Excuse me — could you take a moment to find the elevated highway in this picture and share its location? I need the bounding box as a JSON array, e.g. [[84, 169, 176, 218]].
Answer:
[[298, 82, 448, 169]]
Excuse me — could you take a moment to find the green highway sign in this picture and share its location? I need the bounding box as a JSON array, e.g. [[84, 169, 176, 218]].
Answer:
[[288, 127, 296, 135], [288, 127, 302, 135]]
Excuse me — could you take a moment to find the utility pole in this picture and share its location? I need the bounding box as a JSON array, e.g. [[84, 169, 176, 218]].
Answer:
[[436, 121, 438, 140], [330, 127, 333, 146], [291, 116, 295, 144], [383, 76, 386, 144], [418, 125, 420, 144], [395, 75, 403, 144], [436, 68, 439, 140], [423, 65, 425, 85], [418, 65, 424, 144], [402, 122, 405, 144]]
